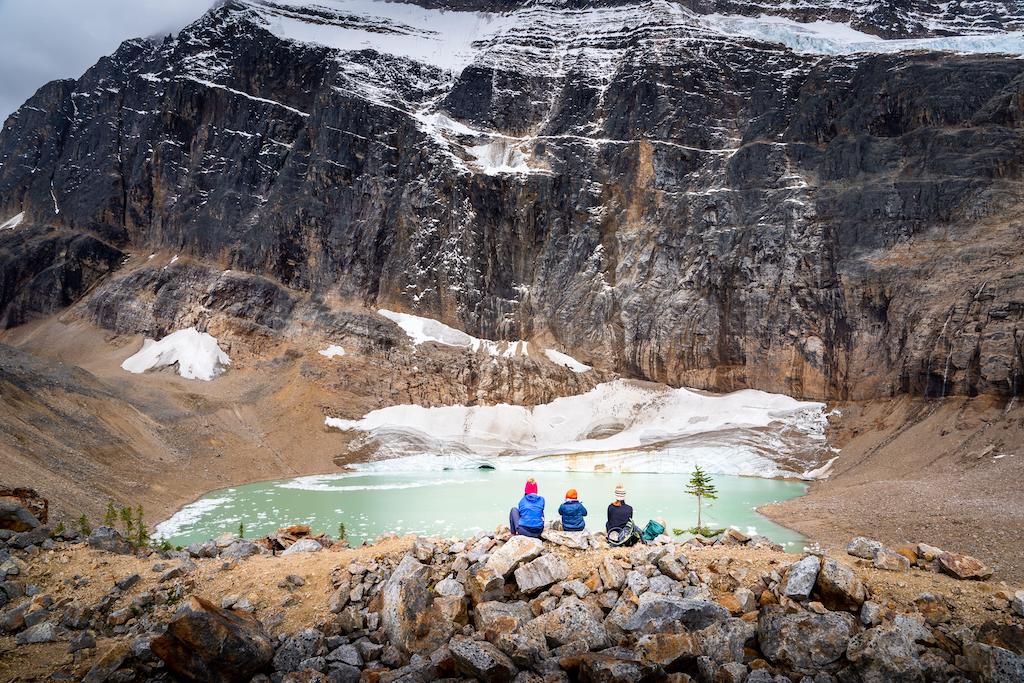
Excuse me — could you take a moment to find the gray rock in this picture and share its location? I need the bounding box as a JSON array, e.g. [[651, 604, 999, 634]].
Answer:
[[522, 596, 607, 650], [87, 527, 132, 555], [624, 594, 728, 634], [381, 555, 454, 654], [8, 526, 50, 550], [872, 547, 910, 572], [657, 555, 688, 581], [962, 641, 1024, 683], [15, 620, 57, 644], [69, 630, 97, 653], [449, 635, 518, 683], [513, 554, 569, 594], [0, 501, 40, 533], [599, 556, 626, 590], [327, 643, 363, 667], [1012, 590, 1024, 618], [757, 606, 856, 674], [624, 571, 649, 596], [186, 540, 218, 558], [486, 536, 543, 578], [435, 577, 466, 598], [781, 555, 820, 600], [221, 539, 263, 560], [846, 537, 883, 560], [540, 529, 591, 550], [114, 574, 140, 591], [697, 618, 757, 664], [847, 616, 930, 683], [860, 600, 883, 627], [274, 628, 325, 673], [493, 632, 549, 669], [281, 539, 322, 556], [816, 558, 866, 611], [475, 601, 533, 640]]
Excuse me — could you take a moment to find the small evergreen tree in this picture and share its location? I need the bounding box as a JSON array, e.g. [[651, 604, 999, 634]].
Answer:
[[685, 466, 718, 532], [337, 522, 347, 542], [78, 514, 92, 536], [135, 505, 149, 547], [120, 505, 134, 538], [238, 522, 245, 539], [104, 500, 118, 527]]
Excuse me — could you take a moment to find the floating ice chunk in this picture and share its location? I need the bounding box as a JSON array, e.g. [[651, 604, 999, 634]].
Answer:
[[0, 212, 24, 230], [543, 349, 591, 373], [121, 327, 231, 381], [319, 345, 346, 359], [153, 496, 230, 539]]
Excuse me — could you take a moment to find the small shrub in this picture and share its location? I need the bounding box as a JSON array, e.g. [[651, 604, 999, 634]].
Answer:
[[53, 521, 66, 536], [672, 528, 685, 536], [77, 514, 91, 536]]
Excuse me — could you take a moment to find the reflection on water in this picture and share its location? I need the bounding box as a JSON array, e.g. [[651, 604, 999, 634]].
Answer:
[[158, 469, 807, 548]]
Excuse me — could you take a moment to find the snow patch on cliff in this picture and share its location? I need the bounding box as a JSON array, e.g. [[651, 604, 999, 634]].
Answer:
[[378, 309, 529, 357], [319, 345, 346, 359], [121, 328, 231, 381], [0, 212, 24, 231], [704, 14, 1024, 55], [543, 349, 591, 373], [327, 379, 829, 478]]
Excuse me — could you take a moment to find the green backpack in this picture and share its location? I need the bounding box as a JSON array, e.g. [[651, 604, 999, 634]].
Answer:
[[640, 519, 666, 542]]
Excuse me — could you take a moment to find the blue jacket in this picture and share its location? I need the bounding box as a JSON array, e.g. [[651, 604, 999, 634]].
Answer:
[[558, 500, 587, 531], [517, 493, 545, 530]]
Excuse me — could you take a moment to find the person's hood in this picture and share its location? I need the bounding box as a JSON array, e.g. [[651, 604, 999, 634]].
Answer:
[[523, 493, 543, 502], [563, 499, 583, 506]]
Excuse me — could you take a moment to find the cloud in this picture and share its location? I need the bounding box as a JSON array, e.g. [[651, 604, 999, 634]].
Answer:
[[0, 0, 216, 119]]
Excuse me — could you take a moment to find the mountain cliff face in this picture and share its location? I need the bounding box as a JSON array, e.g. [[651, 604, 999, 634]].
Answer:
[[1, 0, 1023, 401]]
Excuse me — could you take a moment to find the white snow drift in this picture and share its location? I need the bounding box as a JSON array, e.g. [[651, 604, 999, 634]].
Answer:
[[327, 379, 829, 478], [121, 328, 231, 381], [319, 345, 346, 359], [0, 212, 24, 231]]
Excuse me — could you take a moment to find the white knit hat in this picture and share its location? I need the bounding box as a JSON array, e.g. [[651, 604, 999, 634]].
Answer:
[[614, 484, 626, 501]]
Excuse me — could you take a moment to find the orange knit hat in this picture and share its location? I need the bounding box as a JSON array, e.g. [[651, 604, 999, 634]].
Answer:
[[565, 488, 578, 500]]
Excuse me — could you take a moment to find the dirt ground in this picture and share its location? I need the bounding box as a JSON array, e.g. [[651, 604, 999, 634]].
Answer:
[[764, 395, 1024, 583]]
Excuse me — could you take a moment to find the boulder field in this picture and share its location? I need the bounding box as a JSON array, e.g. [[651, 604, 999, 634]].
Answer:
[[0, 503, 1022, 682]]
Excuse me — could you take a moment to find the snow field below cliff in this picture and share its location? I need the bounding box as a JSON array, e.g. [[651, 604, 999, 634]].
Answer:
[[326, 379, 829, 478], [121, 327, 231, 381]]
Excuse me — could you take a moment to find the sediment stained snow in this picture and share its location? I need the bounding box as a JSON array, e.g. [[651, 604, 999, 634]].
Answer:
[[543, 349, 591, 373], [276, 473, 477, 492], [121, 327, 231, 381], [327, 379, 829, 478], [0, 212, 24, 230], [319, 345, 346, 359]]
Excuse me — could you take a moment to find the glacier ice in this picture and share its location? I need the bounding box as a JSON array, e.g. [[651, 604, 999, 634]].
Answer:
[[326, 379, 831, 478], [121, 327, 231, 381]]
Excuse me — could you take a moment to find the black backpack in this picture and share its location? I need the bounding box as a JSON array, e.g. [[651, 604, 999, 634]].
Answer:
[[607, 519, 641, 547]]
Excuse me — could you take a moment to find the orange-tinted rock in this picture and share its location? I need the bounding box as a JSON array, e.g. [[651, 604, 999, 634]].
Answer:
[[937, 552, 992, 580]]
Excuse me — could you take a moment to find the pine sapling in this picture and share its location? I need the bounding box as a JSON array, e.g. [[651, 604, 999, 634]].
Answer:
[[77, 514, 91, 536], [104, 500, 118, 527], [135, 505, 149, 547], [337, 522, 347, 543], [238, 522, 245, 539], [120, 505, 134, 539], [685, 465, 718, 534]]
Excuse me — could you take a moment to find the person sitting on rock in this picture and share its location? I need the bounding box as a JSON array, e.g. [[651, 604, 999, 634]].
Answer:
[[606, 483, 634, 534], [556, 488, 587, 531], [509, 478, 544, 538]]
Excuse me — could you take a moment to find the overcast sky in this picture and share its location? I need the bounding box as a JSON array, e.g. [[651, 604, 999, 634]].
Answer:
[[0, 0, 216, 119]]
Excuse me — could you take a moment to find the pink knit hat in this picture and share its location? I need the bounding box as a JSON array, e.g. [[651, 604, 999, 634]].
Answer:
[[524, 478, 538, 495]]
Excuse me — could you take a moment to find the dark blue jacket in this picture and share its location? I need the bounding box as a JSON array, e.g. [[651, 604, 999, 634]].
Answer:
[[517, 493, 545, 530], [606, 501, 634, 533], [558, 500, 587, 531]]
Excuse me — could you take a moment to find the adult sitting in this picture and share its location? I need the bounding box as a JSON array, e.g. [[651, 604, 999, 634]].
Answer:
[[606, 483, 634, 533], [510, 478, 545, 538], [556, 488, 587, 531]]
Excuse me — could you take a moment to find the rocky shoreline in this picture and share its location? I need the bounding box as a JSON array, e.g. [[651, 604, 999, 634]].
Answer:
[[2, 500, 1024, 682]]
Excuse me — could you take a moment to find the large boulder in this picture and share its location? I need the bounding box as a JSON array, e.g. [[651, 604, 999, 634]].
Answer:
[[624, 595, 728, 635], [781, 555, 820, 600], [697, 618, 757, 665], [757, 606, 856, 674], [87, 526, 132, 555], [599, 556, 626, 590], [449, 635, 518, 683], [816, 558, 867, 611], [381, 555, 455, 654], [513, 553, 569, 594], [475, 601, 533, 641], [150, 596, 274, 682], [280, 539, 322, 556], [541, 529, 592, 550], [962, 642, 1024, 683], [220, 540, 263, 560], [0, 501, 39, 533], [486, 536, 543, 578], [937, 551, 993, 580], [846, 537, 883, 559], [846, 615, 929, 683], [8, 526, 51, 550], [522, 596, 608, 650], [273, 628, 325, 673]]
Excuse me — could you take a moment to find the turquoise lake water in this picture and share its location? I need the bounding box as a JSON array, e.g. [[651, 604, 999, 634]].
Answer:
[[157, 469, 807, 548]]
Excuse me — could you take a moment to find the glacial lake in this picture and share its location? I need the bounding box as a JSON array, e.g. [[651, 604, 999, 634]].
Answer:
[[157, 469, 808, 549]]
